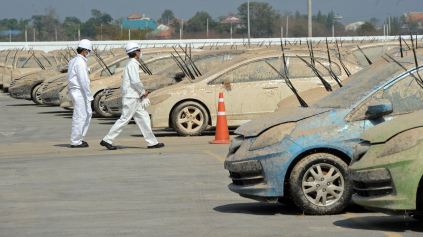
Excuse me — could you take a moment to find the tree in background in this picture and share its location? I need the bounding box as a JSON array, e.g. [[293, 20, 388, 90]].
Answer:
[[32, 7, 63, 41], [237, 2, 281, 38], [185, 12, 217, 33], [63, 16, 81, 40], [157, 10, 175, 25], [357, 22, 376, 36], [82, 9, 113, 39]]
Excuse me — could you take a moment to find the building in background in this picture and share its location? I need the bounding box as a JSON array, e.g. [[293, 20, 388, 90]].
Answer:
[[122, 13, 157, 30], [404, 12, 423, 29], [219, 14, 243, 28]]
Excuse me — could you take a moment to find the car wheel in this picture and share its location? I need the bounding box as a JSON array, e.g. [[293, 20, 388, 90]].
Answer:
[[93, 92, 113, 118], [171, 101, 209, 136], [289, 153, 353, 215], [31, 84, 43, 105]]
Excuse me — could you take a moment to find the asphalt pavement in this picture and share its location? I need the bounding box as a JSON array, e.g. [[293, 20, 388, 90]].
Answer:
[[0, 94, 422, 237]]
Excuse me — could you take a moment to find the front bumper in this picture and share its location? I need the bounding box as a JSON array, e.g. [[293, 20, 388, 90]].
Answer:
[[41, 85, 66, 106], [224, 136, 302, 200], [102, 89, 122, 116], [9, 79, 40, 100]]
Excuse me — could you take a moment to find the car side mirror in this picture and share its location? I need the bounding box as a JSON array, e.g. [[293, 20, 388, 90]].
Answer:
[[365, 98, 393, 120], [174, 72, 186, 80], [222, 75, 234, 85]]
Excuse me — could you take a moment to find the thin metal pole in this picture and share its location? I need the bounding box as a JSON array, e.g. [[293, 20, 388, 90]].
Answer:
[[129, 29, 131, 40], [207, 18, 209, 39], [25, 26, 27, 42], [286, 15, 289, 37], [281, 26, 283, 38], [388, 12, 391, 36], [231, 22, 233, 39], [33, 28, 35, 42], [308, 0, 312, 37], [247, 0, 251, 46], [9, 29, 11, 42], [332, 24, 334, 37]]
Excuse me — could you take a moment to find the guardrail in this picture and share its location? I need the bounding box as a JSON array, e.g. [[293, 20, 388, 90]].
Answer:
[[0, 36, 420, 52]]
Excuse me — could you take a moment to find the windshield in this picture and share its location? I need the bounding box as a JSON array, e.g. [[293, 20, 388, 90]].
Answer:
[[313, 61, 404, 108]]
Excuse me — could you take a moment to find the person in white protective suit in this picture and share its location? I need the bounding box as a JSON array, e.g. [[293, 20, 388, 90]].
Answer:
[[68, 39, 93, 148], [100, 42, 164, 150]]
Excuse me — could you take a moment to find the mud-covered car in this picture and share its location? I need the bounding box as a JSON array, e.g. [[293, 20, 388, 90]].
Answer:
[[3, 52, 58, 93], [101, 50, 247, 117], [224, 52, 423, 215], [349, 110, 423, 219], [38, 55, 120, 106], [144, 48, 361, 136]]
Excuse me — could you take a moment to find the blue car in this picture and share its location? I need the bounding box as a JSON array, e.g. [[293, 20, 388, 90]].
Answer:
[[224, 53, 423, 215]]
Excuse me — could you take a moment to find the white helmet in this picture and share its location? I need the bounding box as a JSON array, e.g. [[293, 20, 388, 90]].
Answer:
[[126, 41, 141, 54], [78, 39, 92, 51]]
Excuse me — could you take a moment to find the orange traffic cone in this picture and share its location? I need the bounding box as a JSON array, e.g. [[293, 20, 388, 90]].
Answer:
[[210, 92, 231, 144]]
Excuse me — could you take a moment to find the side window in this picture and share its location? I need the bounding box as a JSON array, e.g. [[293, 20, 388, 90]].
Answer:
[[383, 75, 423, 115], [344, 90, 384, 122], [210, 58, 283, 85]]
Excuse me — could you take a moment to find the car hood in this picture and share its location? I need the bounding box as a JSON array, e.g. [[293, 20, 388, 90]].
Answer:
[[235, 107, 333, 137], [360, 110, 423, 143]]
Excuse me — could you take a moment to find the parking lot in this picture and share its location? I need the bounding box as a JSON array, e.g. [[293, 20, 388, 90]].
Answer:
[[1, 93, 422, 237]]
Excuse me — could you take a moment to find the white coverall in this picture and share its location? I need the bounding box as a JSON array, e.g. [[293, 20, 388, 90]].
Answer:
[[103, 58, 159, 146], [67, 54, 93, 146]]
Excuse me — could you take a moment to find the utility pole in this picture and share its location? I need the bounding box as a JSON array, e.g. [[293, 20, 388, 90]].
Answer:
[[207, 18, 209, 39], [308, 0, 312, 38], [281, 26, 283, 38], [25, 26, 27, 42], [286, 15, 289, 37], [332, 24, 334, 37], [247, 0, 251, 46], [230, 22, 233, 39], [33, 28, 35, 42], [101, 23, 102, 41], [129, 28, 131, 40], [388, 12, 391, 36], [181, 20, 184, 39]]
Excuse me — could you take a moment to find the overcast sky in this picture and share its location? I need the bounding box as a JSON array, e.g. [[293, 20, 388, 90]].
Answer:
[[0, 0, 419, 24]]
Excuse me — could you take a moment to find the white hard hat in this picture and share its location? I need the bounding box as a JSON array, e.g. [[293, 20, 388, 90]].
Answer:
[[78, 39, 92, 51], [126, 41, 141, 54]]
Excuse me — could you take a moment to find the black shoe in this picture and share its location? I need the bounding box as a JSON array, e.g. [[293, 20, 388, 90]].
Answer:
[[71, 143, 89, 148], [82, 141, 89, 146], [148, 143, 165, 149], [100, 140, 117, 150]]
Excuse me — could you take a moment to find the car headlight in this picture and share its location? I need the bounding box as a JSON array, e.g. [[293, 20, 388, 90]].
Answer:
[[351, 140, 371, 165], [377, 127, 423, 158], [228, 135, 245, 157], [249, 123, 296, 151], [150, 94, 171, 105]]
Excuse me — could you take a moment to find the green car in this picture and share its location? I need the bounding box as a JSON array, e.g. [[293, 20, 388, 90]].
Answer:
[[349, 109, 423, 218]]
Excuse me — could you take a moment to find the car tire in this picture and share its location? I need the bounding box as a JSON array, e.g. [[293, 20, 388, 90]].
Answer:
[[289, 153, 353, 215], [93, 92, 113, 118], [31, 84, 43, 105], [171, 101, 209, 136]]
